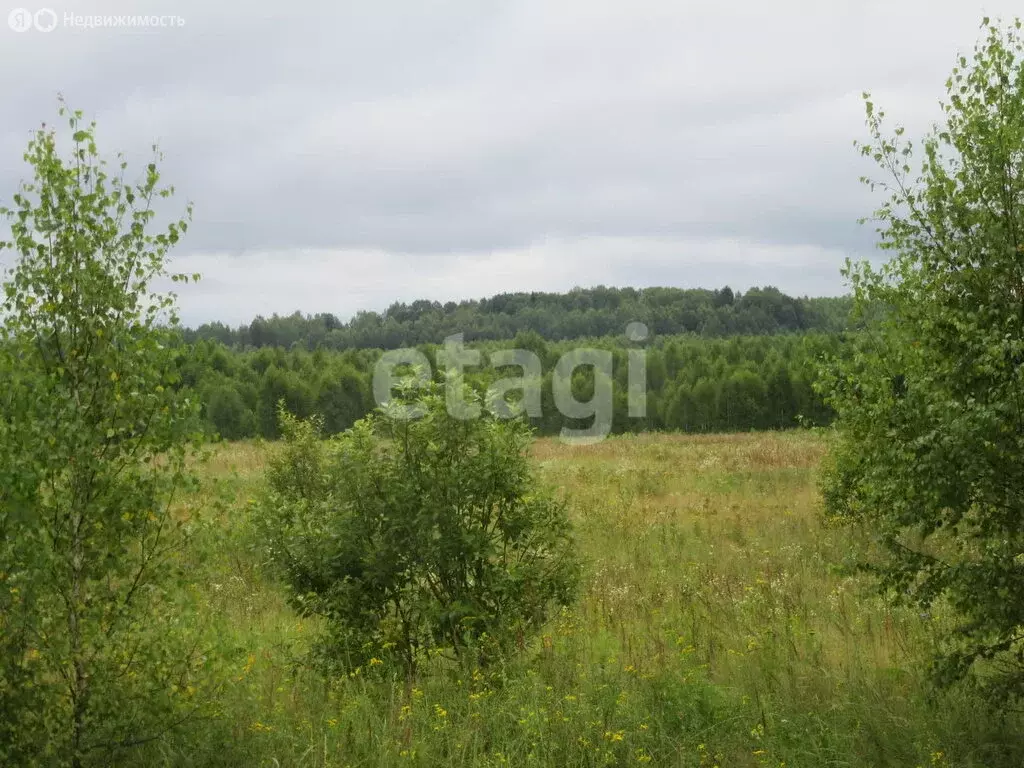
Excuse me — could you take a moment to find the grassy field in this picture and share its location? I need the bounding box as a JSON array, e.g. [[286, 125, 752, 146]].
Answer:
[[152, 431, 1024, 767]]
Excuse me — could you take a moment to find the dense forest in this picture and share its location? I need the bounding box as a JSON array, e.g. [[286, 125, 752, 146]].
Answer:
[[184, 285, 852, 350], [177, 285, 853, 440], [179, 328, 848, 441]]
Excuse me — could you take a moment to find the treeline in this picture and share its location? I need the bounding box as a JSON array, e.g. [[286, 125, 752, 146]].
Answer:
[[178, 331, 846, 440], [184, 286, 852, 351]]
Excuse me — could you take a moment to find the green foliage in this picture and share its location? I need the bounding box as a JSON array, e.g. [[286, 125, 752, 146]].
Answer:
[[0, 103, 210, 765], [255, 381, 581, 675], [820, 18, 1024, 701], [185, 286, 852, 350], [256, 363, 314, 438], [314, 362, 370, 434], [205, 382, 256, 440], [178, 331, 842, 441]]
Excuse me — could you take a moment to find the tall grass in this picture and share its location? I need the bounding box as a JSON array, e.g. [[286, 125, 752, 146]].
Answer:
[[149, 432, 1024, 767]]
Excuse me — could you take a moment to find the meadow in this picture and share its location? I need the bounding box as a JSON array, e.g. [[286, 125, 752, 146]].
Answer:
[[154, 431, 1024, 767]]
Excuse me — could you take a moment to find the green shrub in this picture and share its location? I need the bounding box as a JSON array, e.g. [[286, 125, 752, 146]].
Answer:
[[255, 381, 581, 675]]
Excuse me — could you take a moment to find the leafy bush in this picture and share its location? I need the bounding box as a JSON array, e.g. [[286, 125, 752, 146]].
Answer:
[[255, 381, 580, 675], [820, 19, 1024, 701]]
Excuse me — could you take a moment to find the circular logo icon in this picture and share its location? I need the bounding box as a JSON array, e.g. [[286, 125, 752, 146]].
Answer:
[[8, 8, 33, 32], [34, 8, 57, 32]]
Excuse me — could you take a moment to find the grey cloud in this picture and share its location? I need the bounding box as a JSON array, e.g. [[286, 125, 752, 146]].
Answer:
[[1, 0, 1019, 324], [167, 236, 853, 326]]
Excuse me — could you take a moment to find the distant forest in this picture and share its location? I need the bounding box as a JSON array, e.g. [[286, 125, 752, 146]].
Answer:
[[184, 285, 853, 350], [175, 285, 854, 441]]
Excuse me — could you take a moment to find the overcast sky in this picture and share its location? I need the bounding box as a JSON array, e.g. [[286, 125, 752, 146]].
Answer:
[[1, 1, 1019, 326]]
